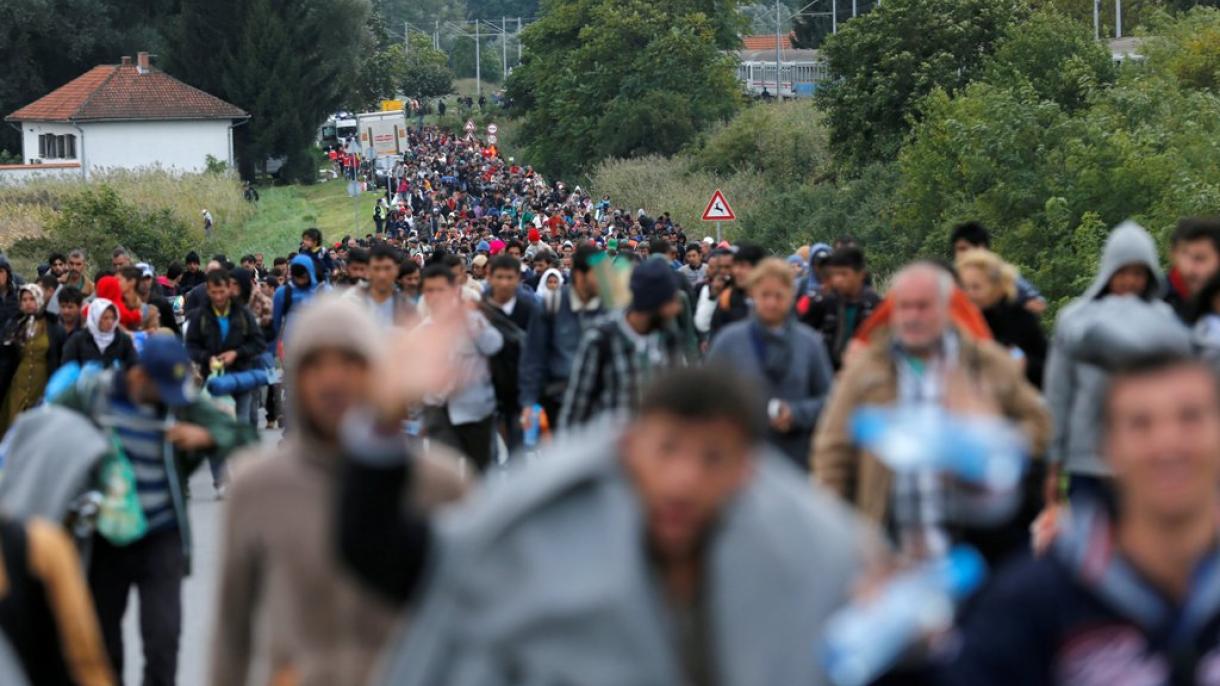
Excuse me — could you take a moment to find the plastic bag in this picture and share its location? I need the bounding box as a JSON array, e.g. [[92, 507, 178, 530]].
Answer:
[[202, 365, 237, 417], [96, 434, 148, 546]]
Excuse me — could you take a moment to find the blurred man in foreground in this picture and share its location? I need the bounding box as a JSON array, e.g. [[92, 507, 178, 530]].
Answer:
[[341, 367, 872, 686], [945, 354, 1220, 684], [210, 297, 465, 686]]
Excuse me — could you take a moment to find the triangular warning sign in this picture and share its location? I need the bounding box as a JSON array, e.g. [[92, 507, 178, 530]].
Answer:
[[701, 189, 736, 221]]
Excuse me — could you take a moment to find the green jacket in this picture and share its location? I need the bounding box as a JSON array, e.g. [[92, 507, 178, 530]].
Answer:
[[52, 369, 258, 574]]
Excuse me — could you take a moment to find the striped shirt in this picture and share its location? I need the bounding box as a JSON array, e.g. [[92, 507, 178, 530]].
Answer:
[[102, 393, 176, 533]]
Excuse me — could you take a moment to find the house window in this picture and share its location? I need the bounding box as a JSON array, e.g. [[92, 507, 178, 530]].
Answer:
[[38, 133, 77, 160]]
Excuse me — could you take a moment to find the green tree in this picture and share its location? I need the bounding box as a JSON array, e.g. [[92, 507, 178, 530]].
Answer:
[[892, 8, 1220, 310], [172, 0, 370, 182], [347, 12, 404, 111], [400, 33, 454, 98], [507, 0, 743, 177], [983, 9, 1117, 112], [449, 34, 503, 83], [816, 0, 1026, 169]]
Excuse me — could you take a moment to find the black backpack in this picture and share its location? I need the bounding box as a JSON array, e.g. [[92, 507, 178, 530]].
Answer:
[[479, 301, 526, 414]]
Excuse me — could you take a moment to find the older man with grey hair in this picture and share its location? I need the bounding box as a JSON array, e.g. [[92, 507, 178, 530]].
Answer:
[[811, 262, 1051, 559]]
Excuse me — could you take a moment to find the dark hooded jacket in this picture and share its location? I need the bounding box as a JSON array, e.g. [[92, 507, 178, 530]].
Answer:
[[271, 255, 324, 342]]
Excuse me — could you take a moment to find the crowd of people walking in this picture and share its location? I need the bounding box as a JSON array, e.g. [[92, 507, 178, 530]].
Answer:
[[2, 123, 1220, 685]]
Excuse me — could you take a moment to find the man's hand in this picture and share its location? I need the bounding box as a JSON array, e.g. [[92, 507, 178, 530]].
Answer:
[[372, 316, 465, 426], [166, 423, 215, 452], [769, 401, 793, 432], [1031, 504, 1064, 556]]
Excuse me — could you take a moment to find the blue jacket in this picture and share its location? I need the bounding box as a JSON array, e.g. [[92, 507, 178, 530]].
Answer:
[[271, 255, 324, 342], [518, 287, 603, 408]]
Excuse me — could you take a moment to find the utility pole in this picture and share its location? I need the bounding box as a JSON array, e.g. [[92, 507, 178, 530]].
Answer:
[[404, 21, 410, 55], [832, 0, 838, 34], [434, 20, 440, 49], [475, 20, 482, 102], [502, 16, 509, 80], [1093, 0, 1100, 40], [775, 0, 784, 101], [1115, 0, 1122, 38], [852, 0, 857, 18], [517, 17, 523, 62]]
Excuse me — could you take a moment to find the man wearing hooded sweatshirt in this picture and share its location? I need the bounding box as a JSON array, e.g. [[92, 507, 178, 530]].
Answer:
[[1043, 221, 1191, 509], [210, 297, 465, 686], [271, 255, 324, 345]]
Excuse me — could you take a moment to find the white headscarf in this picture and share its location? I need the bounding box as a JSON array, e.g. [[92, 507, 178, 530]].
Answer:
[[536, 268, 564, 315], [86, 298, 118, 352]]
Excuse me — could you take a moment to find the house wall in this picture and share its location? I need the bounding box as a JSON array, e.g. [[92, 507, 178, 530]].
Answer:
[[19, 122, 81, 165], [80, 120, 235, 177]]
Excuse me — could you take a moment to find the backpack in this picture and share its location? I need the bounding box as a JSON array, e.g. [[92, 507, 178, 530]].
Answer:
[[480, 302, 526, 413]]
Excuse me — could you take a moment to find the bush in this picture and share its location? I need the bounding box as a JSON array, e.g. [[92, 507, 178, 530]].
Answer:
[[691, 101, 831, 185], [0, 169, 252, 269], [12, 185, 195, 270]]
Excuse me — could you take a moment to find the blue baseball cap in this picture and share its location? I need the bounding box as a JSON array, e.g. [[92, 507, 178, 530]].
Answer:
[[139, 335, 196, 408]]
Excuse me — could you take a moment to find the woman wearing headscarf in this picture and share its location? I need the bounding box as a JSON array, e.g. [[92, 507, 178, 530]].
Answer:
[[60, 298, 138, 370], [535, 267, 564, 315], [0, 285, 65, 433], [93, 275, 141, 330]]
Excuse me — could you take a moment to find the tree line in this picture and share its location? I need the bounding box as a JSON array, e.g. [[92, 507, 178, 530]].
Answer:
[[0, 0, 535, 178]]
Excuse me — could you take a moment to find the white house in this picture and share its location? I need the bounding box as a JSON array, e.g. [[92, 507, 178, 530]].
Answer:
[[3, 52, 248, 180]]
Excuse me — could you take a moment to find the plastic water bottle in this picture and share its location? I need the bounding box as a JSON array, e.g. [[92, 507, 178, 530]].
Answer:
[[850, 406, 1027, 490], [523, 404, 543, 449], [822, 546, 987, 686]]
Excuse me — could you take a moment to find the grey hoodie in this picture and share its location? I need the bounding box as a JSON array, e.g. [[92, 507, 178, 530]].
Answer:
[[1044, 221, 1190, 477], [374, 419, 872, 686]]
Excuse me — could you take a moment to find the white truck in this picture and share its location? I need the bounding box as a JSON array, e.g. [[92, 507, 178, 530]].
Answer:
[[355, 110, 408, 159]]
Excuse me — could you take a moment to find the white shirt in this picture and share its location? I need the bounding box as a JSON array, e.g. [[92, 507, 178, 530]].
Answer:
[[494, 296, 517, 316]]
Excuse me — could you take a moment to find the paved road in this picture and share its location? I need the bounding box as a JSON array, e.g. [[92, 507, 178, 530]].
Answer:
[[121, 432, 280, 686]]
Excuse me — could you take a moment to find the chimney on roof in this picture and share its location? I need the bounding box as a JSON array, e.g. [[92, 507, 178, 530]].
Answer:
[[137, 52, 150, 74], [121, 56, 131, 66]]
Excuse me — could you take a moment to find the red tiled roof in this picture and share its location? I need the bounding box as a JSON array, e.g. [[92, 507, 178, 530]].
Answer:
[[5, 63, 247, 123], [741, 34, 795, 50]]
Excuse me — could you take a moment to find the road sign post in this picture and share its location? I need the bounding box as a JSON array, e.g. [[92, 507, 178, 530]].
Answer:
[[701, 189, 736, 243]]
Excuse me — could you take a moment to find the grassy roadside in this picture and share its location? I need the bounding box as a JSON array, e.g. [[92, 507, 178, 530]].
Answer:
[[218, 179, 381, 258]]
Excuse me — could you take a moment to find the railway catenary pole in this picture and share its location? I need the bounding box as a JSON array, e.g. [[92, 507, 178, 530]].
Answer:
[[475, 20, 482, 103], [775, 0, 784, 101]]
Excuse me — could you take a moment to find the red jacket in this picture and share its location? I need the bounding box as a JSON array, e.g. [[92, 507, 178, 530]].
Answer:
[[93, 276, 142, 329]]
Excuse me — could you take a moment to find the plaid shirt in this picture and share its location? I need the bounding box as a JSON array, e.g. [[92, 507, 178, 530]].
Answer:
[[890, 334, 959, 559], [558, 313, 683, 430]]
